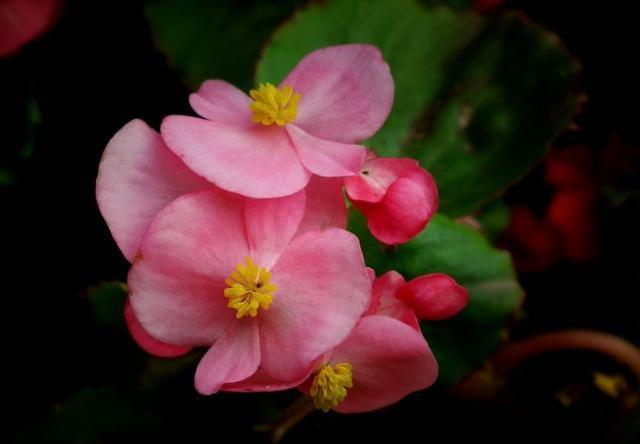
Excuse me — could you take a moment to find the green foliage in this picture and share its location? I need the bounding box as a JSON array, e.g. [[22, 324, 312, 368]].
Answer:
[[145, 0, 307, 90], [87, 281, 127, 329], [258, 0, 579, 216], [476, 199, 510, 243], [350, 212, 522, 385]]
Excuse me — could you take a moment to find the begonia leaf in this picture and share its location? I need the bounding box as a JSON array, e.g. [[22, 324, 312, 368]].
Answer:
[[145, 0, 307, 90], [87, 281, 127, 329], [257, 0, 580, 216]]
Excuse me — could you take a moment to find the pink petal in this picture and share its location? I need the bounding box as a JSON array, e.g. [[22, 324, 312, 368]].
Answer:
[[128, 190, 249, 346], [344, 157, 420, 203], [280, 44, 394, 143], [161, 116, 310, 198], [244, 190, 306, 269], [367, 271, 419, 331], [396, 274, 468, 321], [260, 229, 371, 381], [366, 267, 376, 283], [223, 368, 314, 393], [124, 298, 192, 358], [189, 80, 252, 125], [303, 315, 438, 413], [194, 319, 260, 395], [345, 157, 438, 244], [0, 0, 61, 57], [296, 176, 347, 236], [356, 179, 427, 245], [287, 124, 366, 177], [96, 119, 210, 262]]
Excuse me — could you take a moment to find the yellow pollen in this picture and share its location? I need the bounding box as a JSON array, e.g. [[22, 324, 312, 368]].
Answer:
[[310, 363, 353, 412], [224, 257, 276, 319], [249, 83, 300, 126]]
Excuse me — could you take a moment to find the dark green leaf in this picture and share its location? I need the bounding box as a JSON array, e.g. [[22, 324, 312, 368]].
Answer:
[[258, 0, 579, 216], [145, 0, 308, 90], [87, 281, 127, 329], [475, 198, 510, 243]]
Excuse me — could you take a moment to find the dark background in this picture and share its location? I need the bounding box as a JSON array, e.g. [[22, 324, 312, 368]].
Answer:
[[1, 0, 639, 442]]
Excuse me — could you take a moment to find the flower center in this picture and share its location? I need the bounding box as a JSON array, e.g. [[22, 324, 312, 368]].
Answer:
[[310, 363, 354, 412], [249, 83, 300, 126], [224, 257, 276, 319]]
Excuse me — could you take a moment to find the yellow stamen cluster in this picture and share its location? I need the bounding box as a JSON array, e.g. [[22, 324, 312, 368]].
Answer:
[[249, 83, 300, 126], [310, 363, 354, 412], [224, 257, 276, 319]]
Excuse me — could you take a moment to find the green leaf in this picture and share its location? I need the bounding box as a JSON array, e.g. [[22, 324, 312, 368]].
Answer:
[[258, 0, 579, 216], [475, 198, 510, 243], [145, 0, 308, 90], [87, 281, 127, 329], [350, 211, 523, 386]]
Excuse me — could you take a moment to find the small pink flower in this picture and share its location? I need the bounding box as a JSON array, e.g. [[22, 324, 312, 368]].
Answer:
[[96, 119, 349, 359], [344, 156, 438, 245], [0, 0, 62, 57], [369, 270, 468, 324], [297, 314, 438, 413], [161, 44, 394, 198], [126, 188, 371, 394]]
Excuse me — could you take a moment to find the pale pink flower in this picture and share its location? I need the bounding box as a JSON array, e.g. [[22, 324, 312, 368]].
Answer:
[[161, 44, 394, 198], [126, 188, 371, 394], [96, 119, 349, 359], [344, 155, 438, 245], [297, 314, 438, 413]]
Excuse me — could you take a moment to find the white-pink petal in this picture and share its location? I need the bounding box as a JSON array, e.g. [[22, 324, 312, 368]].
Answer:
[[194, 319, 261, 395], [281, 44, 394, 144], [127, 190, 249, 346], [161, 116, 311, 198], [244, 190, 306, 269], [260, 229, 371, 381], [96, 119, 210, 262], [189, 79, 252, 125], [287, 124, 366, 177], [328, 315, 437, 413]]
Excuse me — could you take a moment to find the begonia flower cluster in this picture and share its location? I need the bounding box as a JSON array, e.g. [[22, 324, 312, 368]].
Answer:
[[97, 44, 468, 412]]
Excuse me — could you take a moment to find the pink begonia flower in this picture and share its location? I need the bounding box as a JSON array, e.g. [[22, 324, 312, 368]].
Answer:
[[96, 119, 348, 359], [373, 270, 469, 323], [226, 270, 466, 412], [297, 314, 438, 413], [0, 0, 62, 57], [126, 188, 371, 394], [161, 44, 394, 199], [344, 155, 438, 245]]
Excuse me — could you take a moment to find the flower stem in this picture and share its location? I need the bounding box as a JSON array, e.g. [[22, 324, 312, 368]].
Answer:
[[490, 329, 640, 378], [255, 396, 316, 443]]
